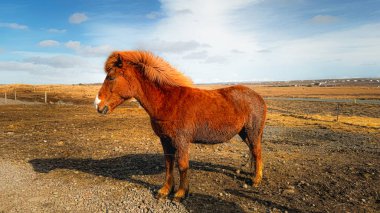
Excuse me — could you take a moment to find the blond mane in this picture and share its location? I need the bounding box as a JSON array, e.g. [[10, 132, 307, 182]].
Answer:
[[106, 51, 193, 87]]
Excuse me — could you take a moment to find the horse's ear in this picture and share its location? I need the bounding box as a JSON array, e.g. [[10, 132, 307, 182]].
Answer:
[[115, 54, 123, 68]]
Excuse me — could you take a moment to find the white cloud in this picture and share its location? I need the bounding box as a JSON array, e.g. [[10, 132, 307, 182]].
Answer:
[[4, 0, 377, 84], [69, 13, 88, 24], [174, 9, 192, 15], [0, 60, 103, 84], [148, 0, 258, 53], [276, 23, 380, 65], [183, 50, 208, 59], [256, 49, 271, 53], [60, 0, 380, 83], [38, 40, 60, 47], [65, 40, 112, 57], [133, 0, 261, 81], [47, 28, 67, 33], [182, 51, 227, 64], [311, 15, 339, 24], [203, 55, 227, 64], [86, 0, 266, 82], [135, 1, 379, 81], [146, 11, 163, 19], [0, 61, 43, 72], [0, 22, 28, 30], [0, 51, 105, 84], [23, 55, 84, 68], [246, 23, 380, 80], [79, 45, 113, 57], [146, 9, 192, 19], [65, 40, 81, 49], [231, 49, 245, 54], [137, 39, 209, 53]]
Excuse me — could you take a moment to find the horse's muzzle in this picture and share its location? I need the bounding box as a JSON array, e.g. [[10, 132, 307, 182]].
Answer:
[[97, 105, 109, 115]]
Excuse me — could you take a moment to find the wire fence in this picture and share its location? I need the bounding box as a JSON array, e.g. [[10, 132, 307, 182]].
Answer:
[[0, 87, 141, 107], [2, 90, 48, 103], [0, 85, 98, 105], [265, 98, 380, 130]]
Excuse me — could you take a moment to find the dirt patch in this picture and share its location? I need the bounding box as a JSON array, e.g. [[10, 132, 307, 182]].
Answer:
[[0, 104, 379, 212]]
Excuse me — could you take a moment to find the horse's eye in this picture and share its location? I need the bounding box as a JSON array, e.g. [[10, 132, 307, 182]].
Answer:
[[106, 76, 115, 81]]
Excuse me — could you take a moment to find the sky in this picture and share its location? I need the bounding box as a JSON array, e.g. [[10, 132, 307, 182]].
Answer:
[[0, 0, 379, 84]]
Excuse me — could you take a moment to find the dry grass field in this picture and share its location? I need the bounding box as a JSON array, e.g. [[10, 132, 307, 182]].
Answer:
[[201, 84, 380, 100], [1, 83, 380, 104], [0, 83, 379, 212]]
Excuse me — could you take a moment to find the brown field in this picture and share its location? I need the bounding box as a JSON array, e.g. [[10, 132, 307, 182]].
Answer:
[[0, 84, 379, 212], [1, 83, 380, 104], [200, 84, 380, 100]]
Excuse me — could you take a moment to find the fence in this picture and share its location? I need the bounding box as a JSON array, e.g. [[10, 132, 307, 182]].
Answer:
[[0, 86, 140, 107], [2, 90, 49, 104], [0, 85, 101, 105], [264, 97, 380, 129]]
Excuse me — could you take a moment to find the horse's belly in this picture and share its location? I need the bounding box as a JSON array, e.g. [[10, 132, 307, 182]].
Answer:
[[193, 137, 233, 144], [192, 125, 240, 144]]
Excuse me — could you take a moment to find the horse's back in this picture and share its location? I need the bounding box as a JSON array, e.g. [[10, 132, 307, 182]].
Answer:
[[173, 85, 266, 143], [181, 85, 265, 116], [214, 85, 266, 111], [205, 85, 267, 128]]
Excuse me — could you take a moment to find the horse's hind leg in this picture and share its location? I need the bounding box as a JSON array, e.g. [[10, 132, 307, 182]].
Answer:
[[239, 117, 265, 187], [251, 126, 264, 187]]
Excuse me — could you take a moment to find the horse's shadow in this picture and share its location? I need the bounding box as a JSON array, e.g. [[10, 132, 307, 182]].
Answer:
[[224, 189, 304, 213], [29, 153, 246, 212]]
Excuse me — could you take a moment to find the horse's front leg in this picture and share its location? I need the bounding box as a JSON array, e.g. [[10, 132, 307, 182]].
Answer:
[[156, 138, 175, 199], [173, 141, 190, 202]]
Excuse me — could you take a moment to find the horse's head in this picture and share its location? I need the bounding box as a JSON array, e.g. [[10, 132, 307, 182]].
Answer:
[[95, 52, 137, 114]]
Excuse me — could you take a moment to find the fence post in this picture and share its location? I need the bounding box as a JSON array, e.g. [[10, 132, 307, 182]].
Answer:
[[4, 92, 7, 104], [45, 91, 47, 104], [336, 103, 340, 122], [14, 90, 17, 101]]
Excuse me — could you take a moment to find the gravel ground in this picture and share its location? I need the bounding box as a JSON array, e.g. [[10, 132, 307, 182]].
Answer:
[[0, 104, 379, 212]]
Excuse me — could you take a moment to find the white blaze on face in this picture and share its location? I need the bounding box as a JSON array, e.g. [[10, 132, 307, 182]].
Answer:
[[94, 95, 101, 109]]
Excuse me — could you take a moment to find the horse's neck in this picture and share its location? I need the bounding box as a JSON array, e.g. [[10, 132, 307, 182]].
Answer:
[[134, 78, 176, 119]]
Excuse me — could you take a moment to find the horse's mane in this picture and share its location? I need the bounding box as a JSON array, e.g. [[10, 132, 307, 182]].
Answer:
[[106, 51, 193, 87]]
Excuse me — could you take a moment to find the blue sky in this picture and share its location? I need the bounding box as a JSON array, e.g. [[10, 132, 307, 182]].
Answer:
[[0, 0, 379, 84]]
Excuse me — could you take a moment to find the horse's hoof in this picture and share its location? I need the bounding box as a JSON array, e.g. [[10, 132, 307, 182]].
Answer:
[[172, 190, 189, 202], [252, 176, 262, 187], [155, 185, 174, 200], [172, 196, 183, 202], [252, 179, 261, 187], [155, 189, 170, 200], [155, 192, 168, 200]]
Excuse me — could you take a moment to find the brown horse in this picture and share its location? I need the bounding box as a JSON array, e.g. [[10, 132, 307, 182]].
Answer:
[[95, 51, 267, 202]]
